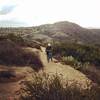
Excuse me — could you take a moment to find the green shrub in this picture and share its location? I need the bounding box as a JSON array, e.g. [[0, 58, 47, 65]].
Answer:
[[62, 56, 85, 70], [53, 43, 100, 66], [62, 56, 77, 65], [20, 73, 100, 100]]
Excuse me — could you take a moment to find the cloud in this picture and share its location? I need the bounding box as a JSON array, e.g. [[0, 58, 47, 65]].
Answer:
[[0, 0, 100, 27], [0, 5, 17, 15]]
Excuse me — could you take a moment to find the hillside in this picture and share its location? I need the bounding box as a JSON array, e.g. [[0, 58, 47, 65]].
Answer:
[[0, 21, 100, 44], [0, 46, 91, 99], [0, 21, 100, 99]]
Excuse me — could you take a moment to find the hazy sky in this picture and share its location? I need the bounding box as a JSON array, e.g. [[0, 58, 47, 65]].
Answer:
[[0, 0, 100, 27]]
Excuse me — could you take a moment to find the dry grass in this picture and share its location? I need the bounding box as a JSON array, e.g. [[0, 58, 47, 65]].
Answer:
[[0, 40, 43, 71], [20, 72, 100, 100]]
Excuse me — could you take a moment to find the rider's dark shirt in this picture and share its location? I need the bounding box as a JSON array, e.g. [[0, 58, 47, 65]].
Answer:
[[46, 46, 52, 55]]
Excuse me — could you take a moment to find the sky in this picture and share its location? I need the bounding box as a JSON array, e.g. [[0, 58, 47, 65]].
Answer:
[[0, 0, 100, 27]]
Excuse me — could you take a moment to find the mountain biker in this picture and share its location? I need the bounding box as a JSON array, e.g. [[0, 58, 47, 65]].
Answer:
[[46, 43, 53, 62]]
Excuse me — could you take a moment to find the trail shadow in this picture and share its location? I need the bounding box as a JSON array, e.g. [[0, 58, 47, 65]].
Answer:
[[78, 66, 100, 85], [0, 70, 25, 83]]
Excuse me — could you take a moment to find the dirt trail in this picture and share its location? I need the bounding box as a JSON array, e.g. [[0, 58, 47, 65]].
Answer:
[[39, 47, 91, 88], [0, 47, 91, 99]]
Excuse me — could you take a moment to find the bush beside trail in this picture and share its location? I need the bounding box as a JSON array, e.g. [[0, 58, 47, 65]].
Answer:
[[53, 43, 100, 66], [20, 73, 100, 100], [0, 40, 43, 71]]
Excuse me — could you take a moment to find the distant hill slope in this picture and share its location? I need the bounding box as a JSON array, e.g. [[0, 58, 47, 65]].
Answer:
[[0, 21, 100, 44]]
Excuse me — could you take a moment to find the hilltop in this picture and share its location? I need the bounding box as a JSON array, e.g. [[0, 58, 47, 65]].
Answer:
[[0, 21, 100, 44]]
